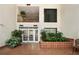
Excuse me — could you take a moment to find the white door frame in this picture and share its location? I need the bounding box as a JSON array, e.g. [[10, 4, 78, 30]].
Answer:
[[21, 28, 39, 43]]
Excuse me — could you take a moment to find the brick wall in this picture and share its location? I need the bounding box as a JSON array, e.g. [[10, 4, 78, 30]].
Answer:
[[40, 39, 74, 48]]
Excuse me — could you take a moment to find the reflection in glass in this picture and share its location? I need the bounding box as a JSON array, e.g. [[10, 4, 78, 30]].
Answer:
[[45, 28, 57, 33], [17, 6, 39, 22], [29, 30, 33, 41], [35, 30, 38, 41], [23, 30, 28, 41]]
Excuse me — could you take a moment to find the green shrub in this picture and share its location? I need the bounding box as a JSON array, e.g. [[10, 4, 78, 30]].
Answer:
[[11, 30, 23, 38], [6, 37, 21, 48], [48, 32, 63, 38], [41, 30, 47, 41], [47, 37, 66, 42], [47, 33, 55, 38], [55, 32, 63, 38], [6, 30, 23, 48], [41, 29, 66, 42]]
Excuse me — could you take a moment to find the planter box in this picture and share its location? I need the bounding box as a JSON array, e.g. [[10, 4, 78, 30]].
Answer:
[[40, 38, 74, 48]]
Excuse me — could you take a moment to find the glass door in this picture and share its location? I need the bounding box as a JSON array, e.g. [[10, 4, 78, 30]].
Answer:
[[22, 28, 38, 42], [28, 30, 34, 41], [35, 30, 38, 41], [22, 30, 28, 41]]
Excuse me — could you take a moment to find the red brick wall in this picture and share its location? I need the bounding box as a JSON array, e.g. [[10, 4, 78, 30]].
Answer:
[[40, 39, 73, 48]]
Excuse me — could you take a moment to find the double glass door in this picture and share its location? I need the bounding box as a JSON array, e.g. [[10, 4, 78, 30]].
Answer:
[[22, 29, 38, 42]]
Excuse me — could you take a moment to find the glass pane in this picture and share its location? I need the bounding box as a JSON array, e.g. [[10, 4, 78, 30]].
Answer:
[[17, 6, 39, 22], [35, 30, 38, 41], [29, 30, 33, 41], [45, 28, 57, 33], [44, 9, 57, 22], [23, 30, 28, 41]]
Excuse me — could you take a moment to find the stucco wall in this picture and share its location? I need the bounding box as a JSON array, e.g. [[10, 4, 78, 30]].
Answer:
[[0, 4, 16, 47], [61, 4, 79, 39], [0, 4, 62, 47], [1, 4, 79, 47]]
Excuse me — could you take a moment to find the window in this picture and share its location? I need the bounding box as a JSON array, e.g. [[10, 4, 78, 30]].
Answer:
[[44, 28, 57, 33], [17, 6, 39, 22], [44, 9, 57, 22]]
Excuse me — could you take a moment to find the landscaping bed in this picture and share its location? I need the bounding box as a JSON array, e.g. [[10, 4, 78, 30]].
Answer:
[[40, 38, 74, 48], [40, 30, 74, 48]]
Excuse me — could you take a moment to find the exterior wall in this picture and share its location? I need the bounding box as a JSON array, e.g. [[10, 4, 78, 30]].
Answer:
[[61, 4, 79, 39], [0, 4, 62, 47], [17, 4, 62, 42], [0, 4, 16, 47], [1, 4, 79, 46], [17, 4, 61, 31]]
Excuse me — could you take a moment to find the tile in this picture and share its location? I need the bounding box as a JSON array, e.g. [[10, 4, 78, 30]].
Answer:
[[0, 43, 77, 55]]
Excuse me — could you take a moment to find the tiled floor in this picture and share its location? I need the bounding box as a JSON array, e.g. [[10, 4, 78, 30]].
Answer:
[[0, 43, 78, 55]]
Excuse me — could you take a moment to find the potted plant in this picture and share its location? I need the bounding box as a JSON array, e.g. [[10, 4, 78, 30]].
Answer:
[[6, 37, 21, 48], [20, 11, 26, 15], [20, 11, 26, 21], [6, 30, 23, 48], [11, 30, 23, 38]]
